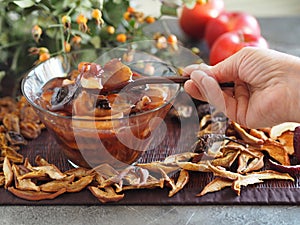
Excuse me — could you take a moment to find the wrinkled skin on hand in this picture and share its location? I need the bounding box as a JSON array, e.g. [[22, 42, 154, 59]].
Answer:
[[184, 47, 300, 128]]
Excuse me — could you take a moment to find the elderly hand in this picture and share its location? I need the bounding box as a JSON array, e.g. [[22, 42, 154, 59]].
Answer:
[[184, 47, 300, 128]]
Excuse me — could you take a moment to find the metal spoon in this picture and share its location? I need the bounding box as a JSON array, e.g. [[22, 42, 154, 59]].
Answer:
[[121, 75, 234, 92]]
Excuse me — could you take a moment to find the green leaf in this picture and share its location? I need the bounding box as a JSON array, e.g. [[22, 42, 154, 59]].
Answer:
[[13, 0, 35, 8], [113, 0, 122, 4], [160, 5, 178, 17], [102, 0, 129, 27], [182, 0, 197, 9], [90, 36, 101, 49], [0, 71, 6, 80]]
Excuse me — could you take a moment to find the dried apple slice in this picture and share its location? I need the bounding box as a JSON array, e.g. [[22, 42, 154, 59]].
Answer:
[[102, 59, 132, 91], [88, 186, 124, 203], [0, 172, 5, 186], [64, 167, 93, 178], [168, 169, 189, 197], [8, 187, 66, 201], [40, 175, 75, 192], [12, 164, 40, 192], [249, 129, 268, 141], [176, 161, 210, 172], [136, 162, 180, 174], [233, 170, 294, 195], [231, 122, 264, 145], [232, 175, 263, 195], [158, 167, 176, 191], [163, 152, 199, 164], [3, 157, 13, 189], [3, 113, 20, 133], [35, 155, 50, 166], [207, 162, 239, 180], [196, 177, 232, 197], [2, 146, 24, 163], [211, 149, 240, 168], [237, 151, 264, 174], [66, 175, 94, 192], [269, 122, 300, 139], [119, 179, 164, 192], [259, 139, 290, 166], [277, 131, 294, 155]]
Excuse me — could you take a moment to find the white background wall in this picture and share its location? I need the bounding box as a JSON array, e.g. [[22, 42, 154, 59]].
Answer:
[[132, 0, 300, 17]]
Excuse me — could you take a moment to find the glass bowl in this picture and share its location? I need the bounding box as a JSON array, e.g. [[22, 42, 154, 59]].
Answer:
[[21, 44, 196, 169]]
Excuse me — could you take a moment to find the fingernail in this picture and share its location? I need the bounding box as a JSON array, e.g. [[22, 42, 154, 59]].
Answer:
[[200, 73, 213, 100], [190, 70, 210, 100], [198, 63, 210, 69], [201, 74, 226, 113]]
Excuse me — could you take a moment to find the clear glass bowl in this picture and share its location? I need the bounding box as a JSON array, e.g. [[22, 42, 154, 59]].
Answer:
[[21, 46, 187, 169]]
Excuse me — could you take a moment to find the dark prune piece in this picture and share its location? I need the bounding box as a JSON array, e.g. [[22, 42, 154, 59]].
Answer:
[[194, 133, 225, 152], [49, 84, 79, 111], [293, 126, 300, 162], [6, 131, 27, 145], [51, 86, 69, 104], [96, 98, 111, 110]]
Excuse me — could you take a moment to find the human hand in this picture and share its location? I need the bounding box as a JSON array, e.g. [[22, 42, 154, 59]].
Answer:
[[184, 47, 300, 128]]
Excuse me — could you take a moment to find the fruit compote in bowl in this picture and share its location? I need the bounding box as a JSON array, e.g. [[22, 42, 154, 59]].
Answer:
[[22, 41, 200, 169]]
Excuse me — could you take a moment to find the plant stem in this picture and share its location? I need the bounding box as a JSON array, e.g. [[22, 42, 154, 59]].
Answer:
[[0, 41, 26, 50], [47, 24, 64, 29]]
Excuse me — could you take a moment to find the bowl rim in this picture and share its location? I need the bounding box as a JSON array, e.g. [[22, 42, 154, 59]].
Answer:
[[21, 50, 181, 122]]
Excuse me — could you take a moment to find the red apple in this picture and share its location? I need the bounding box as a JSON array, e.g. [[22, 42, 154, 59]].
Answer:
[[209, 31, 269, 65], [179, 0, 225, 40], [205, 11, 261, 48]]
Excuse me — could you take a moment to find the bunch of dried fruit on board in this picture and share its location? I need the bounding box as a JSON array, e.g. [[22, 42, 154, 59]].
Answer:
[[0, 96, 44, 166], [190, 113, 299, 196], [0, 96, 299, 202]]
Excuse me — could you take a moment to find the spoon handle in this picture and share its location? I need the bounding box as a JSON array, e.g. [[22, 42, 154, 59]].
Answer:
[[124, 76, 234, 90]]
